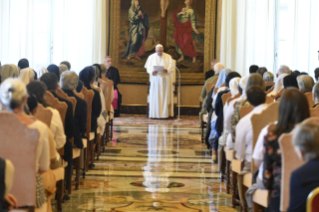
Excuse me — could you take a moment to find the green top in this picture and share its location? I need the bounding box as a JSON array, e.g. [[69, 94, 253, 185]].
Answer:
[[176, 7, 197, 31]]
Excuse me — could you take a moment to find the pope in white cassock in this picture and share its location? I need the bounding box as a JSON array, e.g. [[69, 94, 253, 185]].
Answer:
[[145, 44, 174, 119]]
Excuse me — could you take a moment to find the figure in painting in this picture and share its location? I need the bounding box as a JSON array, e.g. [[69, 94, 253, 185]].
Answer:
[[173, 0, 200, 63], [160, 0, 170, 18], [122, 0, 149, 61]]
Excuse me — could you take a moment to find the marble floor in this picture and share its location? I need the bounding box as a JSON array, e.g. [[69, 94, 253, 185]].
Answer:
[[57, 124, 238, 212]]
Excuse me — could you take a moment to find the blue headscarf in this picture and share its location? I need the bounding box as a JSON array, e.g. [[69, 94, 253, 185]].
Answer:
[[47, 64, 60, 81], [79, 67, 95, 89], [212, 69, 232, 97]]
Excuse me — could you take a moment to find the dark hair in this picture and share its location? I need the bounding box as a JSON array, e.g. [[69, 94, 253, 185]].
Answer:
[[18, 59, 29, 69], [249, 65, 259, 74], [225, 72, 241, 87], [256, 67, 268, 77], [76, 80, 84, 93], [40, 73, 58, 91], [314, 68, 319, 81], [283, 75, 298, 89], [33, 69, 37, 80], [273, 88, 310, 136], [246, 85, 266, 107], [79, 67, 95, 89], [47, 64, 60, 81], [27, 94, 38, 114], [60, 61, 71, 70], [298, 72, 309, 76], [292, 70, 301, 77], [26, 81, 49, 107]]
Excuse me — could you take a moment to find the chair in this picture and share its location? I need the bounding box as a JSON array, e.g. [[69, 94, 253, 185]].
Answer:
[[56, 88, 77, 116], [305, 92, 314, 108], [265, 95, 275, 104], [81, 86, 95, 171], [34, 103, 52, 127], [0, 112, 39, 211], [310, 105, 319, 117], [239, 105, 253, 119], [307, 187, 319, 212], [214, 82, 225, 95], [46, 92, 68, 127], [249, 102, 279, 211], [227, 93, 241, 105], [222, 92, 232, 106]]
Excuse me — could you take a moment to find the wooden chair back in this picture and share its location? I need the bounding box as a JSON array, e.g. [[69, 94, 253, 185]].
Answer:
[[251, 102, 279, 172], [56, 88, 77, 116], [265, 81, 275, 94], [265, 95, 275, 104], [82, 86, 94, 133], [34, 103, 53, 127], [0, 112, 39, 208], [310, 105, 319, 117], [222, 92, 231, 106], [239, 104, 253, 119], [307, 187, 319, 212], [46, 91, 68, 127], [101, 75, 114, 112], [74, 90, 84, 99], [277, 118, 319, 211], [227, 93, 240, 104], [305, 92, 315, 108], [206, 77, 218, 94]]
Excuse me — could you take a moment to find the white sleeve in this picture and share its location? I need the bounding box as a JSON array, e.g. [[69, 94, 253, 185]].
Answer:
[[144, 55, 153, 75], [235, 120, 246, 161], [167, 55, 174, 74], [51, 109, 66, 149], [252, 125, 269, 161], [224, 102, 234, 132], [38, 126, 50, 172]]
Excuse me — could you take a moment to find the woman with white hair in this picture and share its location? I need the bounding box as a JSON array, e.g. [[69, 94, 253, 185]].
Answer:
[[37, 67, 48, 79], [19, 68, 34, 85], [0, 78, 51, 209]]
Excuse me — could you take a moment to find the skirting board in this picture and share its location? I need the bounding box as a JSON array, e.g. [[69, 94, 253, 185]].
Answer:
[[121, 105, 200, 116]]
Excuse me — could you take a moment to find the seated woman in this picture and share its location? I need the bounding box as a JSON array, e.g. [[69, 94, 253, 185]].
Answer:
[[79, 67, 102, 143], [262, 88, 310, 212], [288, 123, 319, 211], [263, 71, 274, 91], [60, 71, 88, 149], [0, 78, 52, 209], [19, 68, 34, 85], [26, 81, 66, 168], [0, 157, 17, 212]]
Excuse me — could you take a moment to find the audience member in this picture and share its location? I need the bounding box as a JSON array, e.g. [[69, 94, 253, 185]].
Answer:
[[26, 81, 66, 168], [59, 65, 68, 76], [297, 75, 314, 93], [0, 78, 52, 209], [313, 82, 319, 108], [283, 75, 298, 89], [37, 67, 48, 79], [263, 71, 274, 91], [262, 88, 309, 212], [205, 59, 218, 80], [288, 123, 319, 211], [267, 65, 291, 96], [60, 61, 71, 70], [314, 68, 319, 82], [235, 85, 267, 170], [47, 64, 60, 81], [17, 59, 37, 80], [19, 68, 34, 85], [249, 65, 259, 74], [0, 65, 19, 83], [256, 67, 267, 77]]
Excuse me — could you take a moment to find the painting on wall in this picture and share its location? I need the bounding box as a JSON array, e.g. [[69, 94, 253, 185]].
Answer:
[[110, 0, 216, 84]]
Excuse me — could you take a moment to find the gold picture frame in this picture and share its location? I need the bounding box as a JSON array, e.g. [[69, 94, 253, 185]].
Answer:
[[109, 0, 216, 84]]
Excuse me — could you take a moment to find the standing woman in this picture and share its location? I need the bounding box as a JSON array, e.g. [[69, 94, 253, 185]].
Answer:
[[122, 0, 149, 60], [104, 56, 122, 117], [263, 88, 310, 211], [173, 0, 200, 63]]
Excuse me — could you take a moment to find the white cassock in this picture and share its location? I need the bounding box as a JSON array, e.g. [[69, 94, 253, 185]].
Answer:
[[145, 52, 174, 118]]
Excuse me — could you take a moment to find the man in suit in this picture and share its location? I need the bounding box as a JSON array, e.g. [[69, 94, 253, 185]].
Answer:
[[288, 123, 319, 211], [40, 73, 75, 200], [205, 59, 217, 80]]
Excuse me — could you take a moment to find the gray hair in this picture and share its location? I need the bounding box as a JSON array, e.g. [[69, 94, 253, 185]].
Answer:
[[60, 71, 79, 91], [263, 72, 274, 82], [297, 75, 314, 93], [245, 73, 265, 92], [278, 65, 291, 75], [156, 44, 164, 50], [211, 59, 218, 64], [293, 123, 319, 161], [213, 63, 224, 74], [313, 82, 319, 102]]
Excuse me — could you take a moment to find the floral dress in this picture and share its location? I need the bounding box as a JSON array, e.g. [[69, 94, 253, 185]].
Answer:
[[262, 131, 282, 212]]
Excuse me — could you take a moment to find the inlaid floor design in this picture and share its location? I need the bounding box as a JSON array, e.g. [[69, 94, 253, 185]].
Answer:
[[57, 124, 238, 212]]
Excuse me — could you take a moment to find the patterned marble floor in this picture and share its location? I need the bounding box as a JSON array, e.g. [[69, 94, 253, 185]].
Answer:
[[56, 124, 238, 212]]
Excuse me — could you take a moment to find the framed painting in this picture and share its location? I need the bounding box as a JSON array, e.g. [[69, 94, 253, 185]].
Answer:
[[110, 0, 216, 84]]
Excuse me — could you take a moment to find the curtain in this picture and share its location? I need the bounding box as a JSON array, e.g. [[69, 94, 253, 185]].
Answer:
[[52, 0, 108, 73], [0, 0, 36, 68], [0, 0, 109, 73]]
